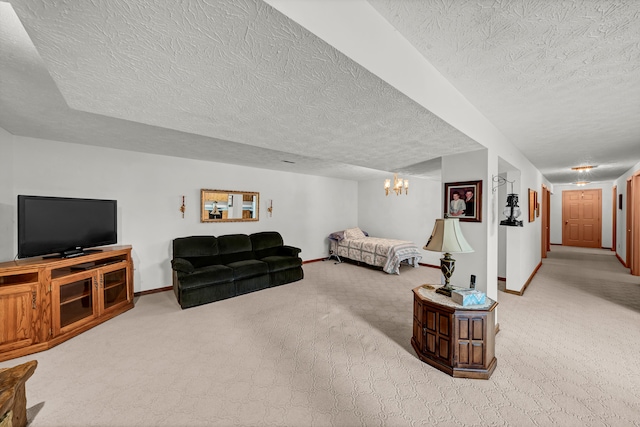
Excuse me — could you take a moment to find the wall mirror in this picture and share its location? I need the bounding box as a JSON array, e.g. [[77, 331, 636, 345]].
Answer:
[[200, 189, 259, 222]]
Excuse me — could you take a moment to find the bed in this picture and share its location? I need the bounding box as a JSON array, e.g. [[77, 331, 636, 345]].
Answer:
[[328, 227, 422, 275]]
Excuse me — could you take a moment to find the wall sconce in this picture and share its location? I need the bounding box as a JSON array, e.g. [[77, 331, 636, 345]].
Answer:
[[492, 176, 523, 227], [180, 196, 186, 218], [384, 173, 408, 196], [267, 199, 273, 217]]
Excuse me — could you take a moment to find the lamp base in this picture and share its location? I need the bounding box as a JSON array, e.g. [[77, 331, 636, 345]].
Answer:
[[500, 218, 523, 227], [438, 253, 456, 298], [436, 286, 454, 297]]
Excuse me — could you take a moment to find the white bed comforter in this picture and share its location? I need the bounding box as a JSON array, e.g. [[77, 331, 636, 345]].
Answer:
[[332, 237, 422, 274]]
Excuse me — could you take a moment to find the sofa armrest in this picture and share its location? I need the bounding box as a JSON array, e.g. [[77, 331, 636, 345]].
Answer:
[[279, 245, 301, 257], [171, 257, 195, 274]]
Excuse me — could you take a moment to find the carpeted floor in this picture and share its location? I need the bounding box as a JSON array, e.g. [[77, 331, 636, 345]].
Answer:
[[2, 246, 640, 426]]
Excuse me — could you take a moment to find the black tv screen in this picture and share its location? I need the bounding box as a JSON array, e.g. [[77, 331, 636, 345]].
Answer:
[[18, 195, 117, 258]]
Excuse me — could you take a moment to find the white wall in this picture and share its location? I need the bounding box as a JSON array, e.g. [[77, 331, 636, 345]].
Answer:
[[443, 147, 544, 295], [357, 176, 442, 266], [441, 149, 490, 293], [496, 172, 508, 278], [0, 127, 14, 261], [550, 182, 613, 248], [8, 135, 359, 292], [614, 160, 640, 259], [4, 129, 555, 298]]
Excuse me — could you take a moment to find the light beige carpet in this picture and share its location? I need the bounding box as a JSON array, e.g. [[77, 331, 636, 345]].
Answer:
[[2, 246, 640, 426]]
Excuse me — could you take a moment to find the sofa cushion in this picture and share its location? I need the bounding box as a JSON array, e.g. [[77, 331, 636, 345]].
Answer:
[[218, 234, 255, 264], [261, 255, 302, 273], [250, 231, 284, 259], [226, 259, 268, 280], [173, 236, 219, 258], [178, 264, 234, 290], [188, 256, 222, 269]]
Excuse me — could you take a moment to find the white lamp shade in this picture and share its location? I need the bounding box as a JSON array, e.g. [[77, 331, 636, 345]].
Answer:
[[423, 218, 474, 253]]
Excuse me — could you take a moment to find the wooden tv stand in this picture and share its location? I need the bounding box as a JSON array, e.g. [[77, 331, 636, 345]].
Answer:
[[0, 246, 134, 362]]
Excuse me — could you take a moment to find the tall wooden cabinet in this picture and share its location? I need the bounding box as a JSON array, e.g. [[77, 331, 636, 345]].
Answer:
[[0, 246, 134, 362]]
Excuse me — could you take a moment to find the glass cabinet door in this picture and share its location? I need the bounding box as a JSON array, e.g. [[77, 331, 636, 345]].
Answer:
[[58, 276, 95, 329], [101, 266, 129, 311]]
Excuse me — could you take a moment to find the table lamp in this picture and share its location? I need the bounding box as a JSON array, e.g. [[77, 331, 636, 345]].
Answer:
[[423, 217, 474, 297]]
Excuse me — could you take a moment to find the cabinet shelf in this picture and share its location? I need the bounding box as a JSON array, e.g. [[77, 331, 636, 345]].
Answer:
[[104, 281, 125, 291], [0, 272, 39, 286], [50, 257, 128, 280], [60, 289, 92, 306]]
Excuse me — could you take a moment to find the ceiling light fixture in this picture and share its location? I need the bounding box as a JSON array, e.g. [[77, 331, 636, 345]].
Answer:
[[571, 165, 596, 172], [384, 173, 408, 196], [574, 181, 590, 186]]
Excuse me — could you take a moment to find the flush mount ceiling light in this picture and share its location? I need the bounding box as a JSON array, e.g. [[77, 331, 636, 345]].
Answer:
[[574, 181, 590, 186], [571, 165, 597, 173]]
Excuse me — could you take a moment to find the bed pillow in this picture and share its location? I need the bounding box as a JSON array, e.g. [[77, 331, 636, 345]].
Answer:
[[344, 227, 366, 240], [328, 230, 345, 241]]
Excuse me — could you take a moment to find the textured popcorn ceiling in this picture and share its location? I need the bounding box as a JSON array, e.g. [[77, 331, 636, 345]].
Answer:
[[2, 0, 479, 180], [368, 0, 640, 183], [1, 0, 639, 183]]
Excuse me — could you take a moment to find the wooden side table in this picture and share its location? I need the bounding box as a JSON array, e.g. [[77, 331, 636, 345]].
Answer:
[[0, 360, 37, 427], [411, 285, 497, 379]]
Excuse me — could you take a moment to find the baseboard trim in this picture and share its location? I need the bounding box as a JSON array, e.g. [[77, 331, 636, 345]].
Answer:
[[134, 286, 172, 297], [303, 258, 326, 264], [418, 262, 440, 269], [502, 261, 542, 296], [495, 323, 500, 335], [616, 253, 628, 268]]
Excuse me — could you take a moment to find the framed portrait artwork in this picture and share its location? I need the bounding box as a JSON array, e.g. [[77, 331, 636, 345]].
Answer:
[[443, 180, 482, 222]]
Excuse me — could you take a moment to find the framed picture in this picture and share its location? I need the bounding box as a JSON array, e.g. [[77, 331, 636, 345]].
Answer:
[[443, 180, 482, 222], [528, 189, 536, 222]]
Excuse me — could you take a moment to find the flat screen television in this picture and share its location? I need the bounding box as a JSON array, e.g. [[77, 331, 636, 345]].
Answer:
[[18, 195, 117, 259]]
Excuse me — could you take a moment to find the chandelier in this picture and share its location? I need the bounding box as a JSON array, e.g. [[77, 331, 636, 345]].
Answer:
[[384, 174, 408, 196]]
